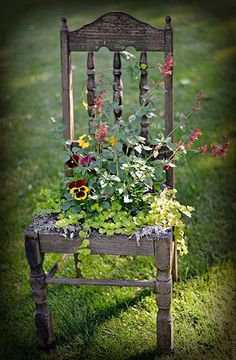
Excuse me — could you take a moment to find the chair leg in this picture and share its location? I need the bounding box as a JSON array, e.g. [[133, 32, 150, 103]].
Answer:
[[154, 237, 173, 355], [25, 232, 55, 347], [172, 238, 178, 282]]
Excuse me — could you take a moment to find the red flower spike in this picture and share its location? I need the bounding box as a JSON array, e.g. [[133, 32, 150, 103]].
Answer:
[[190, 128, 202, 142], [185, 142, 193, 149], [159, 53, 174, 77], [210, 139, 229, 158], [199, 144, 208, 154], [94, 122, 109, 143], [163, 165, 170, 171], [192, 90, 205, 112]]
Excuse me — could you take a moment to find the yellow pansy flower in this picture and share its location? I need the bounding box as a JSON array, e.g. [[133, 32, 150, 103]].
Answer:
[[78, 134, 91, 149], [69, 185, 89, 200]]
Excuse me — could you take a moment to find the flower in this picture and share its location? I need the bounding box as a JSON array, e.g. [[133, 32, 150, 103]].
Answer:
[[158, 53, 174, 76], [199, 144, 208, 154], [69, 179, 89, 200], [175, 141, 186, 153], [95, 98, 103, 114], [66, 154, 80, 168], [210, 139, 229, 158], [94, 89, 106, 114], [94, 122, 109, 142], [192, 89, 205, 112], [163, 165, 170, 171], [80, 154, 95, 167], [78, 135, 91, 149], [185, 128, 202, 149], [190, 127, 202, 142], [110, 135, 116, 146]]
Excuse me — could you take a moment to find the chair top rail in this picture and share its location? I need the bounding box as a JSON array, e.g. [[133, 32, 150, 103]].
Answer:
[[63, 11, 165, 52]]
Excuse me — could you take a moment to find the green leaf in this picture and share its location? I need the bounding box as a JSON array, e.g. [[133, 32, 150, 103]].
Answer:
[[78, 248, 91, 255], [79, 230, 86, 238], [166, 141, 177, 152], [134, 144, 142, 154], [61, 201, 72, 211], [80, 239, 90, 248], [168, 162, 176, 168], [106, 229, 115, 235], [155, 166, 163, 179], [140, 63, 147, 70], [129, 115, 137, 122], [62, 153, 71, 162], [102, 201, 110, 209], [71, 146, 80, 152], [144, 177, 153, 188], [120, 51, 136, 61], [143, 145, 153, 151]]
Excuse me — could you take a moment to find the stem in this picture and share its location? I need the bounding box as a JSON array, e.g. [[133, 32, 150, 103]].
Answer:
[[166, 111, 193, 139]]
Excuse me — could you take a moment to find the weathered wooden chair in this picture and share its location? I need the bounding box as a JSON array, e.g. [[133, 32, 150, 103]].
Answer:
[[24, 12, 177, 355]]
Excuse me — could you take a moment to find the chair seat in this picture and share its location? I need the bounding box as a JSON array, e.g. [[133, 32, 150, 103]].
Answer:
[[24, 213, 172, 256]]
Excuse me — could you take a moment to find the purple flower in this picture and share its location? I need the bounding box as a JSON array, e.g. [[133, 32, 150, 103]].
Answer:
[[80, 155, 95, 167]]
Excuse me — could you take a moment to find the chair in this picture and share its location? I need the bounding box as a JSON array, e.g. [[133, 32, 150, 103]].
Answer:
[[24, 12, 177, 355]]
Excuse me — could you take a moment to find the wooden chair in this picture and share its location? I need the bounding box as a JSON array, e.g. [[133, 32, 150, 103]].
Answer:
[[24, 12, 178, 355]]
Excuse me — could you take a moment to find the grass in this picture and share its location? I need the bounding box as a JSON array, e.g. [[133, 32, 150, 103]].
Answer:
[[0, 0, 236, 359]]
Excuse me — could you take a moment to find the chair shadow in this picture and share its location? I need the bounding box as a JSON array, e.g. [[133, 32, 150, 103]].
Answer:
[[54, 286, 153, 342]]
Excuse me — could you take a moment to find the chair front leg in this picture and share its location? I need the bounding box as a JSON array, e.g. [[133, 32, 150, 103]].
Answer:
[[154, 236, 173, 355], [171, 236, 178, 282], [25, 231, 55, 347]]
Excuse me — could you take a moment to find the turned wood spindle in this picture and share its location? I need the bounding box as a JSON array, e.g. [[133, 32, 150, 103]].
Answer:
[[25, 232, 55, 347], [113, 51, 123, 124], [154, 236, 173, 354], [139, 51, 149, 139], [87, 52, 96, 129]]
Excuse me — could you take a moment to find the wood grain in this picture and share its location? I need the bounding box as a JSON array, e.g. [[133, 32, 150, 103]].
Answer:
[[154, 232, 173, 354], [24, 233, 55, 347], [69, 12, 164, 52], [46, 277, 156, 288], [164, 16, 174, 188], [139, 51, 149, 139], [39, 230, 172, 256], [113, 51, 123, 123], [87, 51, 96, 127], [60, 17, 74, 141]]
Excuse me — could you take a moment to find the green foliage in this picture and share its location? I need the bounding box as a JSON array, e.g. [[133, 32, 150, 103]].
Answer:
[[33, 185, 64, 214], [33, 51, 210, 257], [36, 185, 193, 254]]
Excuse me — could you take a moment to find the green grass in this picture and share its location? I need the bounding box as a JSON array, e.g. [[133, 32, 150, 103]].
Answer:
[[0, 0, 236, 359]]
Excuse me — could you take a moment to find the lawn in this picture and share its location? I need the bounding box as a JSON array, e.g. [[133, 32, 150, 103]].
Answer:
[[0, 0, 236, 359]]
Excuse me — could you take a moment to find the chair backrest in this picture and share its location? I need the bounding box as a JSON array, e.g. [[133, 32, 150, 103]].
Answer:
[[60, 11, 174, 187]]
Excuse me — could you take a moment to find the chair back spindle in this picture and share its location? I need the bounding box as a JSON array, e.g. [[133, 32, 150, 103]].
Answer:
[[139, 51, 149, 139], [87, 51, 96, 129], [113, 51, 123, 124]]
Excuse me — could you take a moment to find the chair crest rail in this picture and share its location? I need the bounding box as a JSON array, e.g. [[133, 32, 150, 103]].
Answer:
[[67, 12, 165, 52]]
